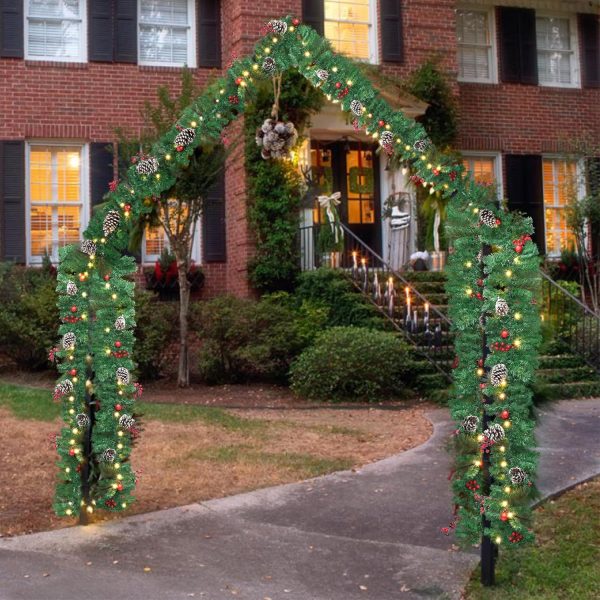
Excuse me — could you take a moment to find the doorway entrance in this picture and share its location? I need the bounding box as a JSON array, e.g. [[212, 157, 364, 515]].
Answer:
[[310, 140, 381, 254]]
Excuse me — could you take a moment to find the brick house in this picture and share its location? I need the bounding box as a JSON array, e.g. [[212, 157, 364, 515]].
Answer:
[[0, 0, 598, 298]]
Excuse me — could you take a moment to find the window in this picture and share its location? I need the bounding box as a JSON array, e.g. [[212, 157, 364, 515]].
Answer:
[[324, 0, 377, 62], [141, 215, 202, 263], [536, 16, 579, 87], [462, 153, 503, 199], [27, 144, 87, 264], [456, 9, 496, 83], [26, 0, 86, 62], [542, 159, 578, 256], [139, 0, 196, 67]]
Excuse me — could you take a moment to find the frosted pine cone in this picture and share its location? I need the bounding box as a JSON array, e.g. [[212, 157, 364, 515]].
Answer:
[[102, 210, 121, 237], [483, 423, 505, 442], [136, 157, 159, 176], [509, 467, 527, 484], [462, 415, 479, 434], [490, 363, 508, 386], [495, 298, 509, 317], [116, 367, 130, 385]]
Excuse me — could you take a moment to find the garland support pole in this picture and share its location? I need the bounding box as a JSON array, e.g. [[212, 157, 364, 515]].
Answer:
[[480, 242, 496, 586]]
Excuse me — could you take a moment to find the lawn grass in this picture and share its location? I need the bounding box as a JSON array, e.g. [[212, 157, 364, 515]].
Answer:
[[0, 381, 266, 432], [188, 444, 354, 478], [465, 478, 600, 600]]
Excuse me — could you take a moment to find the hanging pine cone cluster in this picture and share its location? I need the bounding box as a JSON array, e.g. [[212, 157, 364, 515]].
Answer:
[[380, 131, 394, 148], [101, 448, 117, 463], [509, 466, 527, 484], [102, 210, 121, 237], [350, 100, 363, 116], [116, 366, 130, 385], [119, 414, 136, 430], [262, 57, 276, 74], [80, 239, 97, 256], [269, 19, 287, 35], [115, 315, 126, 331], [55, 379, 73, 396], [76, 413, 90, 429], [462, 415, 479, 434], [136, 157, 159, 176], [490, 363, 508, 386], [62, 332, 76, 349], [483, 423, 505, 442], [255, 118, 298, 160], [479, 209, 498, 228], [66, 281, 78, 296], [174, 127, 196, 150], [495, 298, 510, 317]]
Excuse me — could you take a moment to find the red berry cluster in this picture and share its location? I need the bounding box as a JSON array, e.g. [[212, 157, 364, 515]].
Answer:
[[509, 531, 523, 543], [337, 86, 349, 99], [105, 499, 117, 508], [63, 316, 80, 323], [491, 341, 513, 352], [134, 382, 144, 398], [228, 94, 239, 105], [466, 479, 480, 491], [112, 350, 129, 359], [410, 174, 424, 186], [108, 179, 119, 192], [513, 234, 532, 254]]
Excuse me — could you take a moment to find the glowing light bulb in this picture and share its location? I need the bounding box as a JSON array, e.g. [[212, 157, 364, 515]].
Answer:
[[65, 467, 71, 473], [501, 500, 508, 507], [117, 474, 123, 480], [514, 312, 522, 320], [111, 293, 117, 300], [466, 288, 473, 296], [500, 460, 508, 468], [505, 270, 512, 278], [504, 486, 511, 493], [465, 261, 472, 268], [105, 283, 110, 289], [499, 445, 506, 452], [165, 153, 171, 160], [118, 431, 124, 437], [477, 368, 484, 376], [82, 292, 87, 298], [495, 536, 502, 544], [86, 505, 93, 514], [514, 339, 522, 348], [66, 509, 72, 516], [477, 434, 484, 442], [114, 411, 120, 418], [72, 428, 79, 435]]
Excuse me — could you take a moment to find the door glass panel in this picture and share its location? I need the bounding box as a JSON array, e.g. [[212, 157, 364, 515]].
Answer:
[[310, 147, 333, 223], [346, 148, 374, 224]]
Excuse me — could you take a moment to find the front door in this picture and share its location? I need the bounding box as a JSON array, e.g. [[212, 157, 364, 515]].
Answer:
[[310, 141, 381, 254]]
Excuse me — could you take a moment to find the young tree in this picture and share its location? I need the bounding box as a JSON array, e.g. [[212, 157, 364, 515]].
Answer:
[[115, 70, 228, 386]]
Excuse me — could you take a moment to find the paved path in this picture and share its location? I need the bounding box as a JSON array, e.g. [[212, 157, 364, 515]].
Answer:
[[1, 399, 599, 600]]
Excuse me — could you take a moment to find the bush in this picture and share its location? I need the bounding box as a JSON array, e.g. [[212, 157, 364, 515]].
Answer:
[[134, 290, 179, 379], [193, 295, 320, 384], [290, 327, 414, 402], [0, 263, 59, 370], [294, 268, 382, 329]]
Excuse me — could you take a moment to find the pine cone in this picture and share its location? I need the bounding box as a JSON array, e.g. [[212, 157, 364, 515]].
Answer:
[[102, 210, 121, 237]]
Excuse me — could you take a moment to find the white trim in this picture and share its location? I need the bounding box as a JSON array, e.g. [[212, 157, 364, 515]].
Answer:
[[461, 151, 503, 201], [25, 141, 89, 266], [536, 13, 581, 89], [24, 0, 87, 63], [456, 6, 498, 84], [137, 0, 196, 68]]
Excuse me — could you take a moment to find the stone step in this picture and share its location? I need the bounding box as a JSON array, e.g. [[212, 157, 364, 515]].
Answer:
[[538, 354, 588, 370], [533, 381, 600, 402], [536, 366, 599, 384]]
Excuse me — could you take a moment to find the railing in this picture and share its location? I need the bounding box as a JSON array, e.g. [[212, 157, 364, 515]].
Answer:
[[298, 223, 453, 380], [541, 270, 600, 372]]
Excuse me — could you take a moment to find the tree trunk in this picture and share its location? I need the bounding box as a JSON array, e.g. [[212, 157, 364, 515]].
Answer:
[[177, 259, 191, 387]]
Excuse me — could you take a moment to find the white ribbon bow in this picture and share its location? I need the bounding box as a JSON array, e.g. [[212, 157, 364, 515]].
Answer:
[[317, 191, 343, 242]]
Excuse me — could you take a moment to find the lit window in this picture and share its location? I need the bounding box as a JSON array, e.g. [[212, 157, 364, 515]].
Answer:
[[26, 0, 86, 62], [542, 159, 577, 256], [139, 0, 196, 66], [462, 154, 502, 198], [456, 9, 495, 83], [536, 16, 578, 87], [346, 149, 375, 224], [324, 0, 375, 62], [28, 145, 85, 263]]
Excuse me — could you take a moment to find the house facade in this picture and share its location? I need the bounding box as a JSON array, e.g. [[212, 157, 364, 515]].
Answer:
[[0, 0, 598, 297]]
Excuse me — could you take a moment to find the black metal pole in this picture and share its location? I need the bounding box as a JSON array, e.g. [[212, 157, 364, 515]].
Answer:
[[79, 364, 95, 525], [480, 243, 496, 586]]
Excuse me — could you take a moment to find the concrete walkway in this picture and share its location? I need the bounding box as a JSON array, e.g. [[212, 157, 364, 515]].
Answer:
[[1, 399, 599, 600]]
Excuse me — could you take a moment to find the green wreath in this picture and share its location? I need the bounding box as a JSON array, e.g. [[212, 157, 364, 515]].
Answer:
[[348, 166, 374, 195]]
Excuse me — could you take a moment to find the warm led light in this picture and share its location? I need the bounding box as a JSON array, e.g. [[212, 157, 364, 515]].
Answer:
[[111, 294, 117, 300], [155, 173, 161, 180], [465, 261, 472, 268], [117, 443, 123, 450], [165, 153, 171, 160], [477, 368, 484, 376], [65, 467, 71, 473], [69, 408, 75, 414], [499, 445, 506, 452], [242, 70, 249, 77], [264, 47, 271, 54], [105, 283, 110, 289], [495, 536, 502, 544], [105, 327, 110, 333], [474, 459, 482, 467], [86, 505, 93, 514], [304, 50, 310, 57], [499, 392, 506, 400], [252, 63, 258, 70], [66, 509, 72, 515], [473, 208, 479, 214], [504, 486, 511, 493], [504, 420, 511, 428], [507, 512, 514, 519], [81, 313, 87, 320], [505, 270, 512, 278], [72, 428, 79, 435], [72, 376, 78, 383], [332, 66, 338, 72], [112, 483, 118, 489], [117, 474, 123, 480], [114, 411, 120, 418], [118, 431, 124, 437], [514, 312, 522, 320], [68, 396, 75, 402], [69, 439, 75, 445], [500, 460, 507, 468], [105, 348, 111, 355], [514, 339, 522, 348], [121, 502, 127, 508], [346, 80, 352, 86], [82, 292, 87, 298], [477, 434, 484, 442], [190, 120, 197, 128], [501, 500, 508, 507], [114, 463, 121, 469], [466, 288, 473, 296]]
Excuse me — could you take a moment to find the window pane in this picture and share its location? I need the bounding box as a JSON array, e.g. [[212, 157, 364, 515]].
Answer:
[[140, 0, 188, 25], [463, 157, 495, 186], [28, 18, 81, 58], [57, 205, 80, 248], [459, 46, 490, 80], [543, 159, 577, 255], [30, 149, 52, 202], [457, 11, 489, 45], [536, 17, 572, 85], [140, 25, 188, 63], [30, 205, 53, 257], [145, 225, 167, 257], [324, 0, 371, 60], [456, 10, 490, 80], [29, 0, 80, 19]]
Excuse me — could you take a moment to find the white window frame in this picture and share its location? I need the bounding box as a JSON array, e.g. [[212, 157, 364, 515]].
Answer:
[[141, 221, 203, 264], [461, 151, 503, 201], [324, 0, 379, 65], [456, 6, 497, 84], [138, 0, 197, 68], [536, 13, 580, 89], [541, 155, 585, 257], [25, 141, 89, 266], [24, 0, 87, 63]]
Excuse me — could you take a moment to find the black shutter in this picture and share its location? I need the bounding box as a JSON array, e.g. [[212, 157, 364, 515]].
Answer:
[[587, 157, 600, 260], [0, 141, 26, 263], [302, 0, 324, 36], [89, 0, 114, 62], [506, 155, 545, 252], [90, 143, 115, 207], [115, 0, 137, 63], [202, 172, 226, 262], [499, 7, 538, 85], [198, 0, 221, 68], [380, 0, 403, 63], [579, 14, 600, 88], [0, 0, 24, 58]]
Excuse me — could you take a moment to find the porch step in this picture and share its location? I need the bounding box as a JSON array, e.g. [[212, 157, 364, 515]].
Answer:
[[538, 354, 588, 370], [533, 381, 600, 402], [536, 366, 598, 384]]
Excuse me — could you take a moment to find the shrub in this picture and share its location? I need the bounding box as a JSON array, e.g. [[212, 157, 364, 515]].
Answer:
[[193, 295, 317, 384], [294, 268, 382, 329], [134, 290, 179, 380], [0, 264, 59, 370], [290, 326, 414, 402]]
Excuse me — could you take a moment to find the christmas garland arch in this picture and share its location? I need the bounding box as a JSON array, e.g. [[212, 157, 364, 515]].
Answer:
[[53, 15, 541, 550]]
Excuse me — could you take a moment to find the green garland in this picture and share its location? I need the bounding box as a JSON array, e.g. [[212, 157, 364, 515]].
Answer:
[[53, 14, 540, 551]]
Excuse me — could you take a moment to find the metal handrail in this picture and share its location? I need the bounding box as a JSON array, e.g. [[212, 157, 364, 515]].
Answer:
[[540, 270, 600, 318]]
